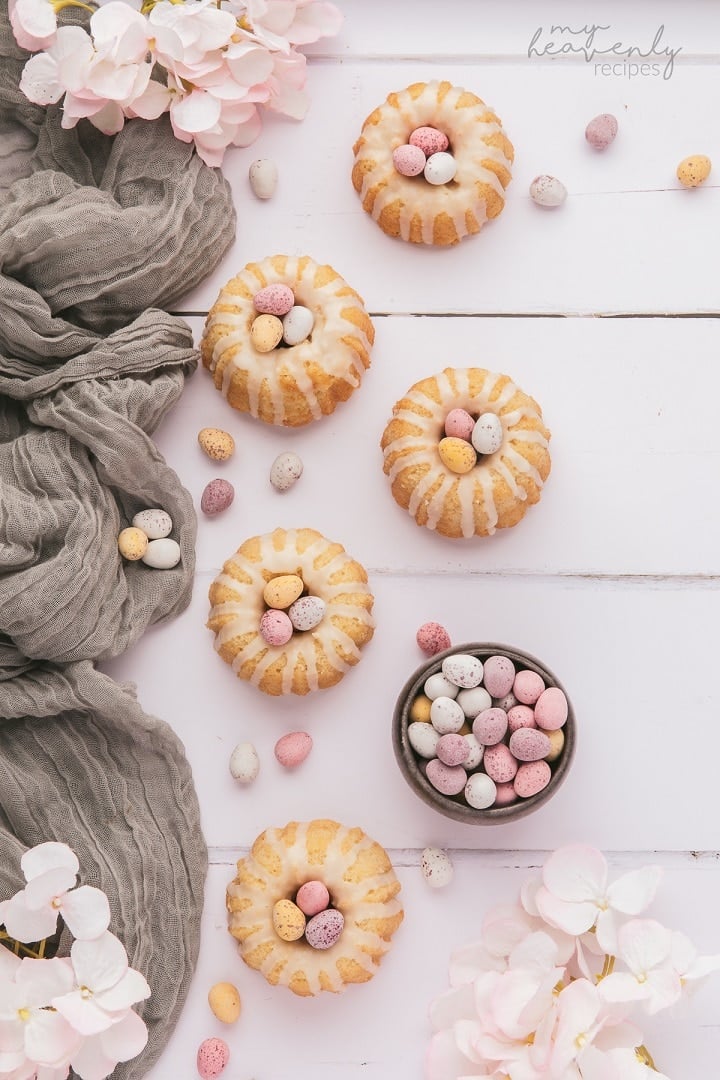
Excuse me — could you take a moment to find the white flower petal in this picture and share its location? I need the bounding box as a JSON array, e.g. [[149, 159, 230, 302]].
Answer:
[[225, 43, 274, 86], [100, 1008, 148, 1062], [25, 1009, 81, 1069], [0, 890, 59, 943], [0, 944, 21, 980], [644, 968, 682, 1014], [595, 908, 621, 955], [126, 78, 171, 119], [597, 971, 649, 1004], [52, 990, 115, 1037], [96, 966, 150, 1012], [18, 53, 63, 107], [10, 0, 57, 50], [17, 957, 74, 1008], [60, 887, 110, 941], [171, 89, 221, 133], [607, 866, 662, 916], [535, 887, 598, 937], [227, 108, 262, 147], [542, 845, 607, 903], [24, 867, 75, 911], [284, 1, 343, 45], [618, 919, 671, 976], [71, 1034, 117, 1080], [449, 941, 505, 985], [428, 984, 477, 1032], [426, 1029, 487, 1080], [70, 932, 128, 994], [90, 1, 147, 48]]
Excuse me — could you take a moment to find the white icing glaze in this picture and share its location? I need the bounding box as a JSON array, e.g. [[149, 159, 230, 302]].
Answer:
[[355, 81, 511, 244], [227, 822, 403, 995], [382, 368, 549, 538], [205, 256, 372, 425]]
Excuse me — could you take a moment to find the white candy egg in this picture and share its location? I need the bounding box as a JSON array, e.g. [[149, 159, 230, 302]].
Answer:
[[462, 733, 484, 770], [408, 722, 441, 759], [132, 508, 172, 540], [249, 158, 278, 199], [282, 305, 314, 346], [530, 174, 567, 208], [430, 696, 465, 735], [424, 672, 459, 700], [420, 847, 454, 888], [270, 451, 303, 492], [471, 413, 503, 456], [441, 654, 484, 689], [229, 742, 260, 784], [141, 538, 181, 569], [457, 686, 492, 719], [424, 151, 457, 185], [465, 772, 497, 809], [288, 595, 326, 631]]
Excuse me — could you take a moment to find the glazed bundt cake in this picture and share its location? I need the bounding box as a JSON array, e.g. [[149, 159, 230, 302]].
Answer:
[[200, 255, 374, 426], [381, 368, 551, 538], [227, 819, 404, 996], [207, 528, 375, 695], [352, 80, 514, 246]]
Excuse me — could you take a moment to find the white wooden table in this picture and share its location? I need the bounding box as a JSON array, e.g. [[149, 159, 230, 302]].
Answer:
[[104, 3, 720, 1074]]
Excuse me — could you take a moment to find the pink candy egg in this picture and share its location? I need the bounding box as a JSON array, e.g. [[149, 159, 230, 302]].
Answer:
[[483, 743, 519, 784], [416, 621, 451, 656], [534, 687, 569, 731], [509, 728, 551, 762], [494, 782, 518, 806], [305, 908, 344, 950], [259, 609, 293, 646], [473, 707, 508, 746], [274, 731, 312, 768], [296, 880, 330, 917], [507, 705, 536, 733], [436, 733, 469, 767], [514, 760, 551, 798], [513, 669, 546, 705], [409, 125, 449, 156], [426, 759, 467, 795], [253, 283, 295, 316], [444, 408, 475, 441], [392, 144, 426, 177], [483, 655, 516, 698], [200, 478, 234, 516], [197, 1037, 229, 1080]]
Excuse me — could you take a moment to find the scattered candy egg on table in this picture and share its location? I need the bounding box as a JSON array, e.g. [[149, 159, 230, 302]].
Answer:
[[410, 126, 449, 156], [436, 732, 470, 766], [296, 880, 330, 916], [305, 908, 344, 950], [471, 413, 503, 456], [141, 537, 181, 569], [270, 451, 303, 492], [509, 727, 552, 762], [420, 847, 454, 888], [430, 696, 465, 734], [465, 772, 497, 809], [514, 760, 552, 798], [424, 151, 457, 185], [229, 742, 260, 784], [530, 174, 567, 207], [197, 428, 235, 462], [408, 721, 441, 758], [677, 154, 711, 187], [201, 478, 234, 516], [282, 305, 315, 346], [424, 672, 459, 700], [444, 408, 475, 441], [426, 758, 467, 795], [274, 731, 313, 769], [131, 509, 172, 540], [457, 686, 492, 718], [251, 313, 284, 352], [253, 283, 294, 316], [273, 898, 306, 942], [208, 983, 241, 1025], [248, 158, 278, 199], [416, 621, 452, 656], [392, 143, 426, 177], [585, 112, 618, 150], [482, 743, 519, 784], [259, 608, 293, 646], [513, 669, 545, 705], [482, 655, 516, 698], [442, 654, 483, 689], [473, 708, 508, 746], [118, 527, 148, 562], [288, 595, 326, 631], [263, 574, 304, 609], [197, 1037, 229, 1080], [410, 694, 432, 722]]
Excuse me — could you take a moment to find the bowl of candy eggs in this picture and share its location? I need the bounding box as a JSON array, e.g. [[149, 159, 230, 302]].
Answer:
[[392, 642, 575, 824]]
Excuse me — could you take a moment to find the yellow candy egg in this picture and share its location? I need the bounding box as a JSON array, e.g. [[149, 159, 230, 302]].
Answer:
[[198, 427, 235, 462], [438, 437, 477, 475], [118, 527, 148, 561], [263, 574, 304, 610], [545, 728, 565, 763], [410, 694, 432, 723], [272, 898, 306, 942], [677, 155, 712, 188], [208, 982, 241, 1025], [459, 722, 472, 736], [251, 313, 283, 352]]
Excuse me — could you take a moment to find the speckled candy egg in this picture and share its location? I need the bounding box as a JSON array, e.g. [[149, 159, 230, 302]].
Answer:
[[424, 672, 459, 700], [253, 283, 295, 316], [585, 112, 618, 150], [197, 1037, 229, 1080], [442, 654, 484, 689], [131, 509, 172, 540], [677, 155, 712, 188], [263, 574, 304, 609], [534, 687, 569, 730], [530, 174, 567, 208], [392, 143, 426, 177], [141, 537, 181, 569], [444, 408, 475, 441], [288, 595, 326, 631], [118, 527, 148, 562], [473, 707, 508, 746], [494, 782, 518, 806], [471, 413, 503, 456], [408, 721, 441, 759], [274, 731, 312, 768], [509, 728, 551, 762], [514, 760, 551, 798], [197, 428, 235, 462], [305, 908, 344, 950], [462, 733, 484, 770], [200, 479, 234, 516], [495, 692, 518, 712], [416, 621, 451, 655], [251, 313, 283, 352], [273, 898, 306, 941], [259, 609, 293, 646], [507, 705, 537, 733], [208, 983, 241, 1025], [426, 758, 467, 796], [420, 847, 454, 888], [436, 733, 469, 767], [514, 670, 546, 705], [270, 451, 303, 492], [248, 158, 278, 199], [282, 305, 315, 347], [482, 655, 516, 698], [296, 880, 330, 917], [229, 742, 260, 784], [424, 151, 457, 185], [410, 126, 449, 156], [483, 743, 519, 784], [430, 696, 465, 734], [438, 436, 477, 474], [410, 694, 432, 722], [456, 686, 492, 718], [465, 772, 497, 809]]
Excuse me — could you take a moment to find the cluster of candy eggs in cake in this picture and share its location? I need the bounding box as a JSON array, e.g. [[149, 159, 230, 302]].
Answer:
[[438, 407, 503, 474], [408, 652, 569, 808], [258, 574, 327, 646], [250, 284, 315, 352], [392, 126, 458, 186], [272, 882, 344, 949]]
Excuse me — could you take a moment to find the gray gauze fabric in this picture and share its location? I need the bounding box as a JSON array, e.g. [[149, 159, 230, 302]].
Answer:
[[0, 2, 237, 1073]]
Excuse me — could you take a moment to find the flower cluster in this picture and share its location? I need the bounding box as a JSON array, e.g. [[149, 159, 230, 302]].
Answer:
[[10, 0, 342, 165], [0, 842, 150, 1080], [427, 844, 720, 1080]]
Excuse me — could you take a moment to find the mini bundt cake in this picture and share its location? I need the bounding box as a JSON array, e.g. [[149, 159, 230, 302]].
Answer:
[[381, 368, 551, 538], [207, 528, 375, 695], [352, 80, 513, 246], [201, 255, 374, 426], [227, 819, 404, 996]]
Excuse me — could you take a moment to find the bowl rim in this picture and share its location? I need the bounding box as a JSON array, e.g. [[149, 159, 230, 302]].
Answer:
[[392, 641, 576, 825]]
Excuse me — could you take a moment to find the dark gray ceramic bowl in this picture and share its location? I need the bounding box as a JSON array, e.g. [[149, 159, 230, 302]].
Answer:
[[392, 642, 576, 824]]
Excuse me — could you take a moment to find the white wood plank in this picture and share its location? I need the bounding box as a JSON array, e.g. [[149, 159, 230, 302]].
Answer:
[[144, 858, 720, 1078], [177, 62, 720, 317], [164, 316, 720, 577]]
